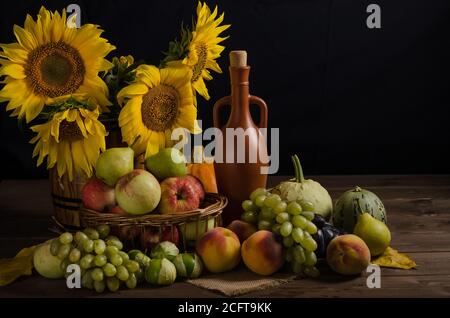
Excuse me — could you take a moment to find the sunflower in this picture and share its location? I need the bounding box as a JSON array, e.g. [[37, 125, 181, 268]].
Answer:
[[168, 2, 230, 100], [0, 6, 115, 123], [30, 106, 107, 181], [117, 64, 200, 158]]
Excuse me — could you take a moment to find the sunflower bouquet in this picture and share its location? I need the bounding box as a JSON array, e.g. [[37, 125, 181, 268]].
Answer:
[[0, 3, 229, 183]]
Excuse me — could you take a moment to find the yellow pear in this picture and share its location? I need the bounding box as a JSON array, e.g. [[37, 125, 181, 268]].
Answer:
[[353, 213, 391, 256]]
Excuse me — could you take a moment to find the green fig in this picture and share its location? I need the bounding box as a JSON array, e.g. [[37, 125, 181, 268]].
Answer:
[[145, 148, 187, 180], [95, 147, 134, 186], [353, 213, 391, 256]]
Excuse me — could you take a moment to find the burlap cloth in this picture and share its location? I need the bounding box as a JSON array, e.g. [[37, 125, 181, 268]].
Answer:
[[187, 265, 298, 297]]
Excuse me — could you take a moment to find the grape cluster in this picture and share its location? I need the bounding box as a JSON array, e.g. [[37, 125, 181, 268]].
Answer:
[[311, 215, 346, 258], [50, 225, 144, 293], [241, 188, 320, 277]]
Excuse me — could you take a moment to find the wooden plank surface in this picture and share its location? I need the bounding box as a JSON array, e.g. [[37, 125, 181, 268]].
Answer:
[[0, 175, 449, 298]]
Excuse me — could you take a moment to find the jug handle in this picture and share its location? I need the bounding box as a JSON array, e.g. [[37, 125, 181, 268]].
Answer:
[[213, 96, 231, 128], [249, 95, 268, 128]]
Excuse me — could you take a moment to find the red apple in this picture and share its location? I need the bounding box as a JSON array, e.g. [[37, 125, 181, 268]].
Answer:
[[140, 226, 179, 250], [158, 176, 204, 214], [185, 175, 205, 201], [81, 177, 116, 211], [109, 205, 127, 215], [115, 225, 141, 242]]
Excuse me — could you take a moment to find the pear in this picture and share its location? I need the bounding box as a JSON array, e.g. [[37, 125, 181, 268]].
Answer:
[[353, 213, 391, 256], [95, 147, 134, 186], [145, 148, 187, 180]]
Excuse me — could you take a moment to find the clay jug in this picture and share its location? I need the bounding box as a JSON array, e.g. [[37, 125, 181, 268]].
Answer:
[[213, 51, 268, 225]]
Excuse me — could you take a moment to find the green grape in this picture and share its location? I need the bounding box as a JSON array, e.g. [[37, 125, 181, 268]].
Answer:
[[80, 254, 94, 269], [116, 265, 129, 281], [91, 268, 104, 282], [276, 212, 290, 224], [83, 239, 94, 253], [285, 247, 294, 262], [299, 201, 315, 212], [105, 245, 119, 258], [106, 237, 123, 250], [50, 239, 61, 256], [97, 224, 110, 238], [304, 251, 317, 266], [260, 206, 275, 221], [301, 238, 318, 252], [60, 258, 70, 273], [59, 232, 73, 245], [293, 245, 306, 264], [125, 273, 137, 289], [271, 224, 281, 235], [57, 244, 71, 260], [94, 254, 107, 267], [258, 220, 272, 231], [106, 277, 120, 292], [94, 239, 106, 255], [305, 222, 318, 234], [68, 248, 81, 263], [110, 253, 123, 266], [291, 227, 305, 243], [134, 252, 150, 267], [286, 202, 302, 216], [273, 201, 287, 214], [102, 263, 117, 277], [291, 260, 303, 274], [254, 195, 267, 207], [81, 270, 94, 289], [303, 266, 320, 278], [84, 228, 100, 240], [250, 188, 267, 201], [280, 222, 293, 237], [124, 260, 140, 273], [301, 211, 315, 221], [127, 249, 141, 260], [241, 200, 258, 213], [241, 211, 258, 224], [74, 231, 89, 245], [264, 194, 282, 209], [291, 215, 308, 229], [282, 236, 294, 247], [94, 280, 106, 293], [118, 251, 130, 262]]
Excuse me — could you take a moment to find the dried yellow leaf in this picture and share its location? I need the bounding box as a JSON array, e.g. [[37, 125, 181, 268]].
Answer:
[[372, 247, 417, 269], [0, 246, 37, 286]]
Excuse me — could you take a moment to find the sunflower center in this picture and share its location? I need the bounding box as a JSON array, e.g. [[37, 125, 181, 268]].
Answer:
[[25, 42, 85, 98], [141, 84, 179, 131], [191, 42, 207, 83], [59, 120, 83, 142]]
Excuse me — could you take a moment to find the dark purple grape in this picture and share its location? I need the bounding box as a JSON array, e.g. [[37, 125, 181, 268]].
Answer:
[[312, 229, 325, 257], [312, 214, 327, 229]]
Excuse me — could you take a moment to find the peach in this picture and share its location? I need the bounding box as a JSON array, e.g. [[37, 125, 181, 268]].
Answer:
[[227, 220, 257, 243], [241, 230, 285, 276], [196, 227, 241, 273], [326, 234, 371, 275]]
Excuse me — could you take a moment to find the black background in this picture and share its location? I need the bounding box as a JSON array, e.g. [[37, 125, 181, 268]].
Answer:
[[1, 0, 449, 179]]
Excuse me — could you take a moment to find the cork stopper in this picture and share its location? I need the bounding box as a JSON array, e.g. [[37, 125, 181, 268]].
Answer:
[[229, 50, 247, 67]]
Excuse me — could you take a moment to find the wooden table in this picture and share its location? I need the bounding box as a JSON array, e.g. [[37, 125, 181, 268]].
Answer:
[[1, 175, 450, 298]]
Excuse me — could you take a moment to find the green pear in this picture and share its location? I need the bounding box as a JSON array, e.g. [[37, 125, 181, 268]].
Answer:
[[95, 147, 134, 186], [353, 213, 391, 256], [145, 148, 187, 180]]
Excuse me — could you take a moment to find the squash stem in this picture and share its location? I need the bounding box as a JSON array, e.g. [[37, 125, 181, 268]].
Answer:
[[292, 154, 305, 183]]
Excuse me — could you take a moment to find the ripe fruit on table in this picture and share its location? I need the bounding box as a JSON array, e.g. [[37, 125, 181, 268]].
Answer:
[[95, 147, 134, 186], [311, 214, 346, 258], [150, 241, 179, 262], [241, 230, 285, 276], [140, 226, 180, 251], [145, 147, 187, 180], [326, 234, 371, 275], [81, 177, 116, 211], [227, 220, 257, 243], [183, 217, 216, 241], [115, 169, 161, 215], [33, 243, 64, 279], [109, 205, 126, 215], [158, 175, 204, 214], [145, 258, 177, 286], [272, 155, 333, 219], [174, 253, 203, 278], [353, 213, 391, 256], [333, 186, 387, 233], [196, 227, 241, 273]]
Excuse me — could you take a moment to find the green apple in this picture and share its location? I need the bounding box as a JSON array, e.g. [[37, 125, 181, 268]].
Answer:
[[353, 213, 391, 256], [145, 148, 187, 180], [95, 147, 134, 186]]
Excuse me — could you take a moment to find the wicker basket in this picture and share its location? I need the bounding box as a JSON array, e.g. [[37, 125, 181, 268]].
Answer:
[[80, 193, 227, 251]]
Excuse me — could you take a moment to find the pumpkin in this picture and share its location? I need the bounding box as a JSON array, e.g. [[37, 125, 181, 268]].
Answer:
[[332, 186, 387, 233], [187, 162, 218, 193]]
